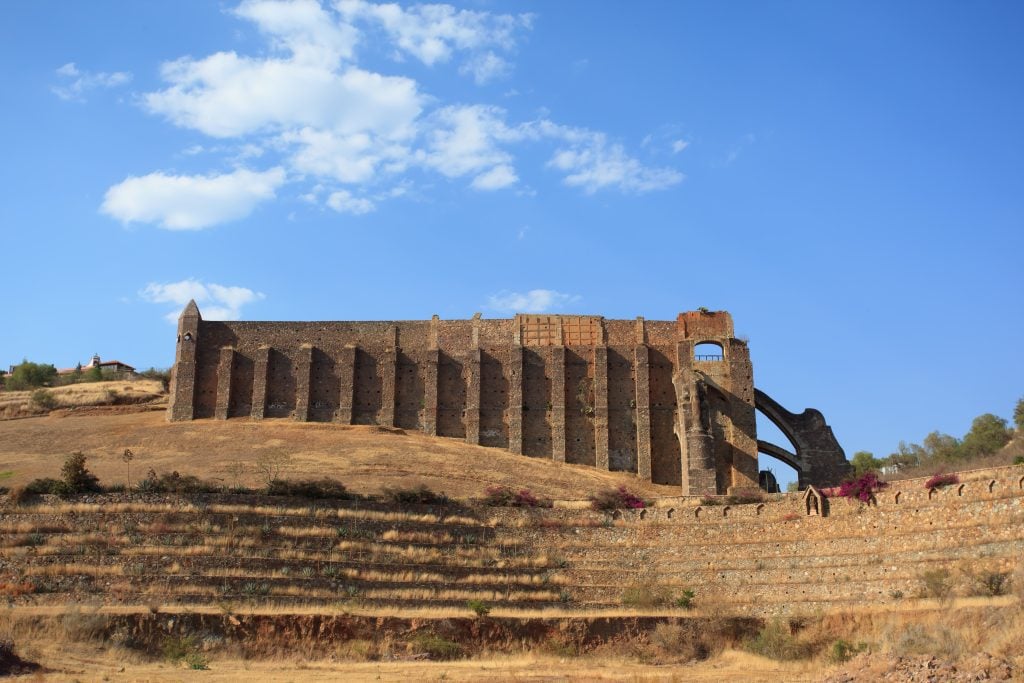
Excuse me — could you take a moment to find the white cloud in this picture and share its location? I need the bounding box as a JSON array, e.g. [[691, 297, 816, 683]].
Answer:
[[672, 139, 690, 154], [101, 167, 286, 230], [140, 278, 265, 322], [234, 0, 358, 66], [104, 2, 682, 226], [471, 164, 517, 190], [486, 289, 580, 314], [145, 54, 422, 139], [336, 0, 531, 75], [422, 104, 521, 179], [547, 133, 684, 194], [459, 51, 510, 85], [327, 189, 375, 214], [52, 62, 131, 101]]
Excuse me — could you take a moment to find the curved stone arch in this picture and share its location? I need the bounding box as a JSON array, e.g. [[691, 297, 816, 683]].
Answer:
[[754, 389, 850, 490]]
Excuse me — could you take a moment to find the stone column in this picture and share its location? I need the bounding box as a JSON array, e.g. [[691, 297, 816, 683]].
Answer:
[[379, 347, 397, 427], [550, 345, 566, 463], [423, 348, 439, 436], [593, 345, 610, 470], [168, 300, 201, 421], [293, 344, 313, 422], [213, 347, 234, 420], [465, 348, 481, 445], [634, 344, 652, 481], [335, 345, 356, 425], [507, 346, 523, 455], [250, 346, 270, 420]]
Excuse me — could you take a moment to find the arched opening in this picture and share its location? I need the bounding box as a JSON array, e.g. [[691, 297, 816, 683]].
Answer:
[[957, 484, 966, 497], [894, 491, 901, 504], [755, 503, 765, 516], [722, 506, 731, 517], [694, 507, 702, 519], [988, 480, 996, 493], [611, 509, 622, 520], [1019, 475, 1024, 490], [928, 488, 937, 500], [639, 509, 647, 521], [666, 508, 675, 519], [693, 341, 724, 362], [756, 412, 801, 492]]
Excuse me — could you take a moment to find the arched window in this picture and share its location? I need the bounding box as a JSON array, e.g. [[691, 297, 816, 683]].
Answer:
[[694, 341, 724, 362]]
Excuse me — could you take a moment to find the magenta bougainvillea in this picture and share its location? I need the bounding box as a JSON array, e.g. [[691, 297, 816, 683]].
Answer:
[[836, 471, 889, 503], [483, 485, 547, 507], [924, 472, 959, 489], [590, 485, 646, 511]]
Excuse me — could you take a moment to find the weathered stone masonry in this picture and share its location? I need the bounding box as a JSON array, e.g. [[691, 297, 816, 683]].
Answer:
[[168, 302, 850, 494]]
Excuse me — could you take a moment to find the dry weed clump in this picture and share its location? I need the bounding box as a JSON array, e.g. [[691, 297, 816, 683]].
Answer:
[[743, 618, 813, 661], [883, 622, 964, 660]]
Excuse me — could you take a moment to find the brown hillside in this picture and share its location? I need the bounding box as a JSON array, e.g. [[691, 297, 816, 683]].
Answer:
[[0, 410, 678, 499]]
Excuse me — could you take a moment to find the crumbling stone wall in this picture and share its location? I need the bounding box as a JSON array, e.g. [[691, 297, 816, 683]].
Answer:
[[169, 304, 768, 494]]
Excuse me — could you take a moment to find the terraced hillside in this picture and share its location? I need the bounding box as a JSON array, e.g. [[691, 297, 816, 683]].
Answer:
[[1, 465, 1021, 617]]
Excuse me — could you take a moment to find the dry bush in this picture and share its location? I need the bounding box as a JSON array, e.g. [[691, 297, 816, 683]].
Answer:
[[60, 607, 107, 642], [648, 622, 709, 663], [883, 623, 964, 660], [334, 638, 378, 661], [744, 618, 813, 661], [621, 583, 672, 609], [918, 568, 953, 600]]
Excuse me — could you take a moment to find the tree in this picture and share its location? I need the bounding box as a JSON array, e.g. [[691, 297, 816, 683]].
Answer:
[[60, 452, 101, 494], [961, 413, 1011, 458], [1014, 397, 1024, 432], [921, 431, 961, 461], [86, 364, 103, 383], [850, 451, 881, 476], [883, 441, 925, 471], [5, 360, 57, 390]]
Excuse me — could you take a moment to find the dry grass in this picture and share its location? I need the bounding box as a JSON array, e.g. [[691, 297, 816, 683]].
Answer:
[[0, 410, 678, 499], [0, 379, 164, 417]]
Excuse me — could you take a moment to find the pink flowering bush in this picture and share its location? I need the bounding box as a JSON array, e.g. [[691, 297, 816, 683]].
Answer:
[[590, 485, 646, 511], [836, 471, 888, 503], [924, 472, 959, 489], [483, 485, 550, 508]]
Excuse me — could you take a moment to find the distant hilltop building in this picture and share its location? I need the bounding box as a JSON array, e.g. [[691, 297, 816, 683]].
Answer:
[[168, 302, 850, 494], [57, 354, 135, 376]]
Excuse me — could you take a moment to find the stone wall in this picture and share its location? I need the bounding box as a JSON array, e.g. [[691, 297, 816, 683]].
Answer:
[[168, 303, 759, 494]]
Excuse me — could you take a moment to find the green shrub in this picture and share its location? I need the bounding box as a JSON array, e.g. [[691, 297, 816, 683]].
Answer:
[[60, 452, 101, 494], [30, 389, 57, 410], [383, 484, 449, 505], [410, 633, 462, 660], [266, 477, 350, 499], [162, 635, 203, 664], [744, 618, 812, 661], [829, 639, 868, 663], [466, 599, 490, 617], [674, 589, 696, 609], [24, 478, 65, 495]]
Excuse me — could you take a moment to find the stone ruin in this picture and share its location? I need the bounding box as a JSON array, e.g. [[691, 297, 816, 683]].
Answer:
[[168, 302, 850, 494]]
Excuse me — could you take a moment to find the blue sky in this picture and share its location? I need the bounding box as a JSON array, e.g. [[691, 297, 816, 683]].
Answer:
[[2, 1, 1022, 484]]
